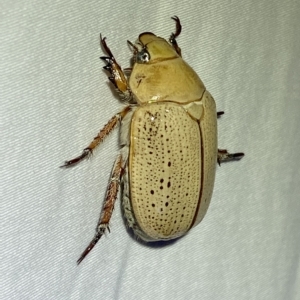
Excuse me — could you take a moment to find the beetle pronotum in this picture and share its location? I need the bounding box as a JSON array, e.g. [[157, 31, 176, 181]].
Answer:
[[61, 16, 244, 264]]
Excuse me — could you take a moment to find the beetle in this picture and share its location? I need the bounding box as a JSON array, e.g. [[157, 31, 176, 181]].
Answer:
[[61, 16, 244, 264]]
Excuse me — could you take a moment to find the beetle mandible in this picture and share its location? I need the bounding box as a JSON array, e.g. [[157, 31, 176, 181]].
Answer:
[[61, 16, 244, 264]]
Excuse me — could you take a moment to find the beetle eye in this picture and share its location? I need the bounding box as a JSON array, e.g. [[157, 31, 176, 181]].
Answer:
[[136, 49, 150, 63]]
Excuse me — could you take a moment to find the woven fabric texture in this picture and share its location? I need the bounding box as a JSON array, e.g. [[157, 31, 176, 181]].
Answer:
[[1, 1, 300, 299]]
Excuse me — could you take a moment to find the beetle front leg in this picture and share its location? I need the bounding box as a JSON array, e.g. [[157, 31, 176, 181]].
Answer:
[[217, 149, 244, 165], [60, 106, 130, 168], [100, 35, 132, 101], [77, 154, 124, 264], [169, 16, 182, 56]]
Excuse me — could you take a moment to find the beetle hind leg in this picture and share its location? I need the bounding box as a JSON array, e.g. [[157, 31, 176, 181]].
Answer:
[[100, 35, 132, 101], [217, 149, 244, 165], [77, 154, 124, 264], [169, 16, 182, 56]]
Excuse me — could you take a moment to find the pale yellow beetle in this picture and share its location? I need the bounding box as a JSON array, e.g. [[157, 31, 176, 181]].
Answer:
[[61, 16, 244, 264]]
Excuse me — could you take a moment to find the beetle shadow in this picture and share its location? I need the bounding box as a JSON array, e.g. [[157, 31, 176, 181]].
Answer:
[[124, 221, 182, 249]]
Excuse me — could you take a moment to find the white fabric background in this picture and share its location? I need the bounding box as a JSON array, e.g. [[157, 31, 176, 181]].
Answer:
[[1, 1, 299, 299]]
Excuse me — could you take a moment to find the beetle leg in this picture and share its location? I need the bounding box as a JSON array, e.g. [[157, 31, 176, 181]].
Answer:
[[217, 149, 244, 165], [217, 111, 224, 117], [60, 106, 131, 168], [77, 154, 124, 264], [100, 35, 132, 101], [169, 16, 182, 56]]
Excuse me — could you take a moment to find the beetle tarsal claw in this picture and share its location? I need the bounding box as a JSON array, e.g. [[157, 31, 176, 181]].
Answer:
[[77, 224, 111, 265], [171, 15, 182, 38], [169, 16, 182, 56], [217, 149, 245, 165], [77, 234, 102, 265], [60, 148, 91, 168]]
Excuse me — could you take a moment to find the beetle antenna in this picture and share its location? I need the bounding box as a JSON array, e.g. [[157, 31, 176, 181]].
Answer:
[[127, 40, 138, 55]]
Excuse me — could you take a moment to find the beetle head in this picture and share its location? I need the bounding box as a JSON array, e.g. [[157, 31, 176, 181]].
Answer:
[[128, 32, 179, 64]]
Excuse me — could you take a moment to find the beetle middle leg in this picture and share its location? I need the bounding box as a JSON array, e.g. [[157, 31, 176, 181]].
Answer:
[[169, 16, 182, 56], [217, 149, 244, 165], [77, 154, 124, 264], [216, 112, 244, 164], [60, 106, 130, 168], [100, 35, 132, 101]]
